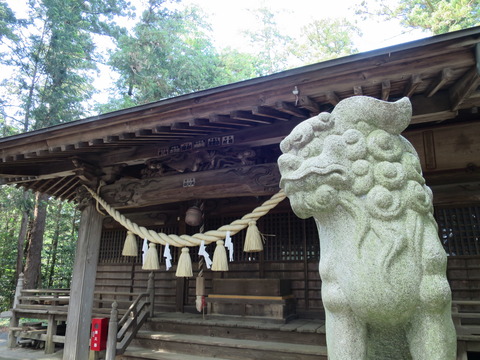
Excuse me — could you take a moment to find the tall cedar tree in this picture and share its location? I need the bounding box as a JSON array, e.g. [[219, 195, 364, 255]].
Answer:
[[1, 0, 129, 290], [106, 1, 224, 108]]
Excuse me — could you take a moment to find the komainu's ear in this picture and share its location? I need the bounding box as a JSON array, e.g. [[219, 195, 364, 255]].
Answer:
[[332, 96, 412, 135]]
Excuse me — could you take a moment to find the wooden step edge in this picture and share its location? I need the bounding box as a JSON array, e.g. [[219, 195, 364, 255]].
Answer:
[[452, 312, 480, 318], [457, 334, 480, 341], [135, 331, 328, 356], [122, 346, 232, 360], [146, 316, 326, 333]]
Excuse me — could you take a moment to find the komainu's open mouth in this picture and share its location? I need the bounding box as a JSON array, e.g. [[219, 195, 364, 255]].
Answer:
[[281, 164, 348, 183]]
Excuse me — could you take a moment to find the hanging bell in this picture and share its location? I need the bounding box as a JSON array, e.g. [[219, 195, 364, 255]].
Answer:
[[185, 206, 202, 226]]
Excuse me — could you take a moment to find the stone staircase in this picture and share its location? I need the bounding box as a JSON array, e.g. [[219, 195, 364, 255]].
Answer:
[[118, 312, 328, 360]]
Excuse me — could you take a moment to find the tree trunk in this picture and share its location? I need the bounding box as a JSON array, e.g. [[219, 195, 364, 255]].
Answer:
[[48, 202, 62, 287], [15, 191, 31, 285], [23, 192, 49, 289]]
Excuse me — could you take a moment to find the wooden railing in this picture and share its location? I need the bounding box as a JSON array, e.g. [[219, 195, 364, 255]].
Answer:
[[105, 272, 155, 359], [8, 272, 155, 357], [8, 281, 70, 354], [452, 300, 480, 360]]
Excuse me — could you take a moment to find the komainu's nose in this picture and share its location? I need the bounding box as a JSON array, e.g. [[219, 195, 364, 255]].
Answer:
[[278, 153, 301, 173]]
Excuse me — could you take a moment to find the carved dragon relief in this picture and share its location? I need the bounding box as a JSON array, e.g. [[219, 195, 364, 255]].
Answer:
[[225, 165, 281, 192], [141, 147, 256, 178], [102, 147, 278, 206]]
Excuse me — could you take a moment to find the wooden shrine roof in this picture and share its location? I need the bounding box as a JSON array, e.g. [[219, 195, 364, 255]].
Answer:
[[0, 26, 480, 204]]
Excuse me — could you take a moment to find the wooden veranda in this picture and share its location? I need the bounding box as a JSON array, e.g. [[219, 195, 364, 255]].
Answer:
[[1, 27, 480, 359]]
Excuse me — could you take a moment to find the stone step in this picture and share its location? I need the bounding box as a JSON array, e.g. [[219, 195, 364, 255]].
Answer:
[[130, 331, 328, 360]]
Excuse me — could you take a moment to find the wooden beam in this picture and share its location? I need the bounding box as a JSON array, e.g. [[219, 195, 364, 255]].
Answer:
[[0, 166, 76, 180], [61, 144, 75, 152], [89, 138, 104, 146], [53, 176, 79, 199], [404, 74, 422, 97], [230, 110, 276, 124], [430, 182, 480, 206], [297, 95, 320, 113], [57, 178, 80, 200], [275, 101, 310, 118], [36, 178, 58, 193], [411, 110, 457, 124], [381, 80, 391, 100], [422, 130, 437, 170], [353, 85, 363, 96], [209, 114, 252, 127], [153, 126, 193, 136], [427, 68, 453, 97], [450, 66, 480, 111], [325, 91, 340, 106], [98, 118, 305, 168], [171, 122, 210, 134], [191, 118, 241, 131], [101, 163, 281, 209], [410, 90, 457, 124], [251, 106, 291, 121]]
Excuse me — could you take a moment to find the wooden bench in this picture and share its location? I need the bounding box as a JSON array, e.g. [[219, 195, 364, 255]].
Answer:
[[207, 279, 297, 323]]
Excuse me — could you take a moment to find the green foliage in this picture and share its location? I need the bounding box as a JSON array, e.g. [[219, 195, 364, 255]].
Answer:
[[0, 114, 18, 137], [243, 6, 293, 76], [357, 0, 480, 34], [216, 48, 259, 83], [107, 2, 226, 107], [41, 199, 79, 289], [291, 18, 361, 65], [0, 187, 78, 311], [1, 0, 131, 131], [0, 1, 18, 45], [0, 187, 32, 310]]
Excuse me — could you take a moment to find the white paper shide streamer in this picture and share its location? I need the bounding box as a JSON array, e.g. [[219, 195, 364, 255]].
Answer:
[[142, 239, 148, 264], [224, 231, 234, 262], [198, 241, 212, 269], [163, 243, 172, 271]]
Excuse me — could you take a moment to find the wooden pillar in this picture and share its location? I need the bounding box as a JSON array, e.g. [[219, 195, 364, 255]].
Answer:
[[64, 202, 103, 360], [45, 314, 58, 354]]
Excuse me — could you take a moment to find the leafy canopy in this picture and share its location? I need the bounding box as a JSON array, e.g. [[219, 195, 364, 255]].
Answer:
[[357, 0, 480, 34]]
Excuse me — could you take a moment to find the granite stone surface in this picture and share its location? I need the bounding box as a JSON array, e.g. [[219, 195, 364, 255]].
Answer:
[[278, 96, 456, 359]]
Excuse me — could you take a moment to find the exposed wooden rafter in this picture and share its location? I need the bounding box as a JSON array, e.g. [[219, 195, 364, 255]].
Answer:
[[427, 68, 453, 97], [404, 74, 422, 98], [353, 85, 363, 96], [230, 110, 276, 124], [298, 96, 320, 113], [275, 101, 310, 118], [381, 80, 391, 100], [450, 67, 480, 111], [251, 106, 291, 121], [325, 91, 340, 106]]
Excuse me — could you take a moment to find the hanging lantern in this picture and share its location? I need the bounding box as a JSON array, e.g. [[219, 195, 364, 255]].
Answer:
[[185, 206, 202, 226]]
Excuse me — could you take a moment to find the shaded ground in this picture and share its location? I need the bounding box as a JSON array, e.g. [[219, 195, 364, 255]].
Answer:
[[0, 325, 63, 360]]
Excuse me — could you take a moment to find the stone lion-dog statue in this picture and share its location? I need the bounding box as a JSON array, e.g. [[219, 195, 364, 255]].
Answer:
[[278, 96, 456, 359]]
